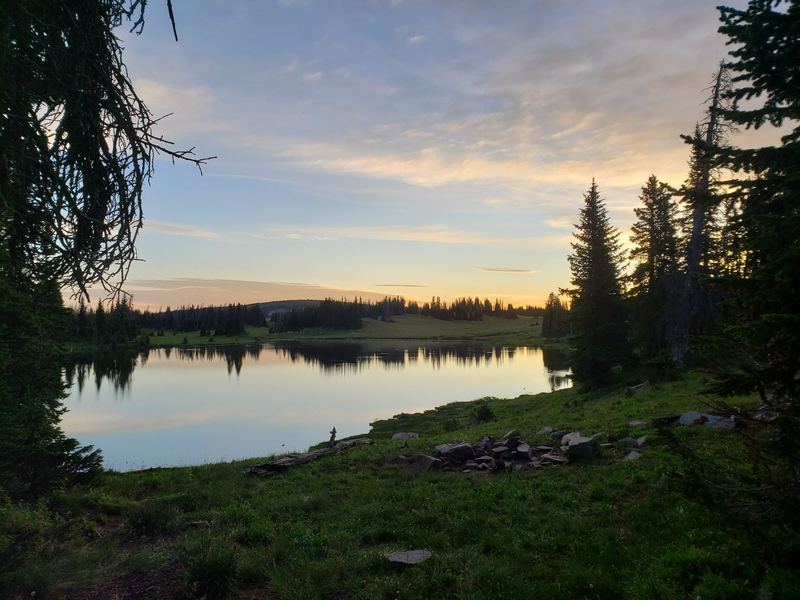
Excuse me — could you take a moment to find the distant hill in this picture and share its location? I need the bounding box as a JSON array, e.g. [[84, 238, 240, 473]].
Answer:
[[251, 299, 321, 317]]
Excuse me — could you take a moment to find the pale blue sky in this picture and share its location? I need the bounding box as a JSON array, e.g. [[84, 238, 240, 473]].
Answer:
[[111, 0, 757, 308]]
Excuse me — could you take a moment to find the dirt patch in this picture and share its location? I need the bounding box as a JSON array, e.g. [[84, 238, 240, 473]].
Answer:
[[69, 561, 188, 600]]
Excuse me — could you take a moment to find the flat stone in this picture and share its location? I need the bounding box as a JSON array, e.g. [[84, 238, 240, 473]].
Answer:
[[635, 436, 647, 448], [628, 420, 647, 428], [538, 426, 553, 434], [491, 445, 509, 456], [503, 429, 521, 440], [533, 445, 553, 453], [540, 453, 567, 465], [385, 549, 432, 565], [674, 411, 735, 430], [476, 455, 494, 464], [516, 443, 531, 454], [625, 450, 642, 461], [410, 455, 442, 472], [391, 432, 419, 441]]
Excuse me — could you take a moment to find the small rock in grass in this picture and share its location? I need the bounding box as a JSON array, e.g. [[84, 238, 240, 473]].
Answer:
[[550, 430, 569, 443], [635, 436, 647, 448], [503, 429, 521, 440], [625, 450, 642, 461], [538, 426, 554, 434], [385, 549, 432, 565], [629, 420, 647, 428], [391, 432, 419, 441]]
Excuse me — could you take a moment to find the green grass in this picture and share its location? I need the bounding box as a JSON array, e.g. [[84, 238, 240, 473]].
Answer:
[[144, 315, 557, 349], [3, 374, 797, 599]]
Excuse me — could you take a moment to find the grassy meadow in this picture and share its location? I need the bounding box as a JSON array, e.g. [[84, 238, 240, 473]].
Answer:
[[3, 373, 797, 599], [143, 314, 550, 349]]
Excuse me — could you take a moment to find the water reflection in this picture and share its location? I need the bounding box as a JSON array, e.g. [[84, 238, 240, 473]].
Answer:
[[64, 343, 572, 391], [62, 342, 571, 470]]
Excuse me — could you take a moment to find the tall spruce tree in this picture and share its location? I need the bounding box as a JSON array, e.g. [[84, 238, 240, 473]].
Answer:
[[629, 175, 679, 356], [565, 180, 629, 388], [712, 0, 800, 407]]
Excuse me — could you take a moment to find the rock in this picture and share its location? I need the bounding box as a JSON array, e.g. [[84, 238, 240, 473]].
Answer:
[[600, 443, 613, 449], [628, 419, 647, 428], [538, 426, 553, 434], [516, 443, 531, 455], [540, 453, 567, 465], [391, 432, 419, 441], [674, 411, 736, 430], [476, 455, 494, 464], [465, 461, 478, 469], [385, 549, 432, 565], [624, 450, 642, 461], [635, 436, 647, 448], [491, 445, 509, 456], [494, 458, 506, 470], [472, 437, 491, 454], [750, 406, 778, 423], [442, 442, 475, 461], [188, 520, 211, 528], [533, 445, 553, 454], [410, 455, 442, 472], [550, 430, 569, 443], [502, 429, 521, 441], [434, 443, 453, 455], [561, 432, 598, 459]]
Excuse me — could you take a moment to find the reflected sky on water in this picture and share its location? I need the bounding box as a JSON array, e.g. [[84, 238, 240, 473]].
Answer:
[[63, 342, 571, 471]]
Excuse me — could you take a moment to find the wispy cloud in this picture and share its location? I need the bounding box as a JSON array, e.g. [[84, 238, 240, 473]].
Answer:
[[375, 283, 427, 288], [545, 216, 573, 229], [145, 221, 220, 239]]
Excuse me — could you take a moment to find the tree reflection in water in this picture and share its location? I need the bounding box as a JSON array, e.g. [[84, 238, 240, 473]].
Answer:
[[64, 343, 571, 392]]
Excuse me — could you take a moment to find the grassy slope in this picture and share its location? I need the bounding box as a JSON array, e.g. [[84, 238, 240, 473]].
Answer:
[[144, 315, 555, 349], [4, 374, 795, 599]]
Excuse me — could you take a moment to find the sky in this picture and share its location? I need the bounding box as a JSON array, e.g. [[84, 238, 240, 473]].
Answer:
[[107, 0, 759, 309]]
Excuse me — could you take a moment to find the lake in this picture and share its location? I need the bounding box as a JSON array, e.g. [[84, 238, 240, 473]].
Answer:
[[62, 342, 571, 471]]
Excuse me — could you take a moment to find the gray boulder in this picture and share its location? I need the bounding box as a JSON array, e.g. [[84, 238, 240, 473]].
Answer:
[[441, 442, 475, 461], [561, 432, 598, 459], [392, 432, 419, 441]]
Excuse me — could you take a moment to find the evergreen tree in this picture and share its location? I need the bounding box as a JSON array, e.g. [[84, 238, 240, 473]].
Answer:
[[565, 180, 629, 388], [712, 0, 800, 407], [541, 292, 569, 338], [629, 175, 679, 355]]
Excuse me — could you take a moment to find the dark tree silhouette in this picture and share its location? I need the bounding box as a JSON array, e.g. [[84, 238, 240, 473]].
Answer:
[[629, 175, 679, 356], [564, 180, 629, 388]]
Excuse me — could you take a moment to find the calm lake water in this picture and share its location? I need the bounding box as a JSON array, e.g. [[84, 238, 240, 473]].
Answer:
[[62, 342, 571, 471]]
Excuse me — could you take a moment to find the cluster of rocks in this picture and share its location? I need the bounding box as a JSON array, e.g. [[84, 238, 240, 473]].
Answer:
[[412, 429, 573, 474]]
